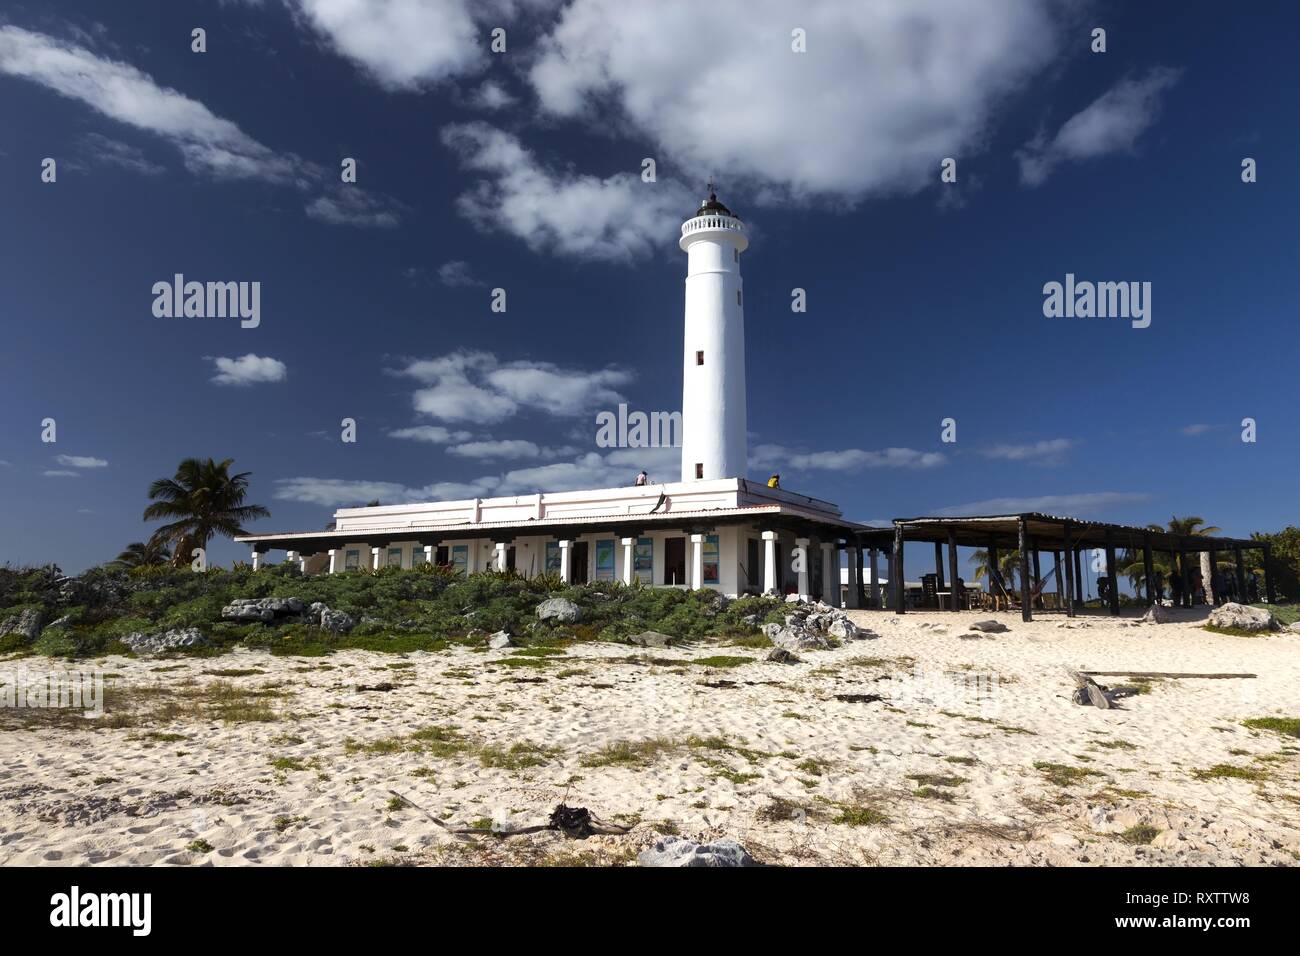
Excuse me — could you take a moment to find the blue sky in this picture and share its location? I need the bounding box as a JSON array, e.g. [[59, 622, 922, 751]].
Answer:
[[1, 0, 1297, 577]]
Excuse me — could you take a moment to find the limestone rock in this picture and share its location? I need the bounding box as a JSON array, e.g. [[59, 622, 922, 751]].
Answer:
[[969, 620, 1009, 633], [628, 630, 675, 648], [536, 597, 581, 623], [762, 622, 830, 652], [0, 608, 45, 642], [121, 627, 209, 655], [1207, 602, 1277, 632], [221, 597, 305, 623], [638, 836, 758, 867], [1142, 604, 1174, 624], [486, 630, 513, 650], [827, 617, 859, 641], [766, 647, 801, 664]]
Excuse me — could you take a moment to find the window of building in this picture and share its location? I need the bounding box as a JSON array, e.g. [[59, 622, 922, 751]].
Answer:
[[594, 539, 616, 582], [695, 350, 704, 366], [412, 547, 428, 566], [633, 538, 653, 584], [695, 462, 704, 479], [344, 549, 360, 571], [733, 248, 739, 263], [387, 547, 402, 568], [703, 535, 720, 585], [737, 289, 742, 306], [451, 544, 469, 577], [544, 542, 561, 575]]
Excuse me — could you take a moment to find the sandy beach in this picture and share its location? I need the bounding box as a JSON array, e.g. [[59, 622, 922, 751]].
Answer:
[[2, 608, 1298, 866]]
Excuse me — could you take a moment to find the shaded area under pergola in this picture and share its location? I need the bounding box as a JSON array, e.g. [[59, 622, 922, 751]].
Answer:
[[846, 513, 1274, 621]]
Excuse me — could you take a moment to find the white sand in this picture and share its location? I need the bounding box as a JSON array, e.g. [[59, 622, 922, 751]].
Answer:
[[2, 608, 1298, 866]]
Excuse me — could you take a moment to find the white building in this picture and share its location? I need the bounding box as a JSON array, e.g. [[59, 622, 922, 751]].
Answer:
[[238, 189, 875, 602]]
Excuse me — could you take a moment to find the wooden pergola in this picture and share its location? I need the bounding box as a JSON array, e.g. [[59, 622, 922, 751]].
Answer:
[[847, 513, 1274, 622]]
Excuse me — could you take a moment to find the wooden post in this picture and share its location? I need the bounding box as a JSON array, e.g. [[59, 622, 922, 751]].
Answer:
[[1104, 530, 1119, 616], [856, 545, 867, 608], [1074, 548, 1084, 605], [1017, 517, 1032, 622], [1179, 548, 1192, 607], [1142, 533, 1155, 606], [1234, 547, 1247, 605], [868, 547, 880, 608], [947, 530, 960, 612], [1263, 543, 1276, 604], [1062, 525, 1076, 617], [1031, 545, 1042, 609], [892, 524, 906, 615], [934, 540, 945, 596], [988, 541, 999, 606]]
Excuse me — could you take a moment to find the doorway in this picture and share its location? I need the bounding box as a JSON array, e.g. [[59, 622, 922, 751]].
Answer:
[[664, 536, 686, 585], [571, 541, 590, 584]]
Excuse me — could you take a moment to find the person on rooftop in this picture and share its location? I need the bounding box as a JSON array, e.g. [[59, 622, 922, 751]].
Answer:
[[767, 474, 780, 489]]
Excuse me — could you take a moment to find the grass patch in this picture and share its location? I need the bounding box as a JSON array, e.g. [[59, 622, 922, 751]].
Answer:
[[691, 655, 753, 669], [1192, 763, 1269, 782], [580, 737, 680, 769], [186, 839, 214, 853], [1117, 824, 1160, 846], [478, 741, 560, 770], [1243, 717, 1300, 738], [1034, 762, 1103, 787], [907, 773, 968, 788], [913, 786, 955, 802]]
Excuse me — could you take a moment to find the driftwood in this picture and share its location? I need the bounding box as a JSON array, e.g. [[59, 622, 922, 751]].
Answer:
[[1066, 668, 1112, 709], [1080, 671, 1257, 680], [835, 693, 884, 704], [387, 790, 631, 839]]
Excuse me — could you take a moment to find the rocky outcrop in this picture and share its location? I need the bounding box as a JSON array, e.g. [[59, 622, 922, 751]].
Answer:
[[766, 648, 801, 664], [486, 630, 513, 650], [121, 627, 209, 654], [536, 597, 581, 623], [221, 597, 304, 623], [761, 599, 866, 651], [1142, 605, 1174, 624], [627, 630, 675, 648], [638, 836, 758, 867], [310, 602, 355, 634], [0, 608, 45, 642], [969, 620, 1009, 633], [1208, 602, 1278, 633]]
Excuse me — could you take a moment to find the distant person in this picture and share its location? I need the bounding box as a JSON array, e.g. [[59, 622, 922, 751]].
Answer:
[[634, 470, 649, 486], [767, 474, 780, 489]]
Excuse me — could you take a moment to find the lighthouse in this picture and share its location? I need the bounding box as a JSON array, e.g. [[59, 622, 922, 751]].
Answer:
[[679, 186, 749, 482]]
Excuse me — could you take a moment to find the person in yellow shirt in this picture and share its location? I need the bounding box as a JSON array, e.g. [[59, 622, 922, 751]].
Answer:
[[767, 474, 780, 489]]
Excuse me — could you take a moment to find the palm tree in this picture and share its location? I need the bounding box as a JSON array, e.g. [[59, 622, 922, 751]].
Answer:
[[969, 548, 1021, 594], [143, 458, 270, 567], [1116, 516, 1221, 602], [112, 540, 171, 569]]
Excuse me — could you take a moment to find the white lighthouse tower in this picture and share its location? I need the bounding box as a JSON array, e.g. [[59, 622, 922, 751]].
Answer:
[[679, 185, 749, 482]]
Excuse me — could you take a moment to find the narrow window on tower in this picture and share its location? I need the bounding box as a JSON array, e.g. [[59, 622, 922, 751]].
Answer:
[[695, 350, 704, 366], [737, 289, 742, 306], [733, 248, 739, 263], [695, 462, 704, 479]]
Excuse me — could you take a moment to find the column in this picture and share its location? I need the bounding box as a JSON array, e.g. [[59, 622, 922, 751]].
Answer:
[[947, 530, 960, 612], [1233, 547, 1247, 605], [1104, 531, 1119, 616], [1142, 533, 1156, 606], [690, 534, 705, 589], [821, 542, 836, 604], [558, 540, 572, 583], [423, 545, 434, 567], [868, 547, 880, 608], [844, 545, 860, 608], [328, 549, 338, 575], [621, 537, 635, 586], [794, 537, 811, 599], [251, 549, 261, 571], [934, 541, 945, 596], [286, 550, 298, 567], [1062, 525, 1076, 617], [762, 531, 778, 594], [1263, 543, 1276, 604], [892, 524, 906, 615], [494, 541, 508, 573], [1017, 517, 1031, 622], [299, 553, 308, 574], [371, 547, 381, 571]]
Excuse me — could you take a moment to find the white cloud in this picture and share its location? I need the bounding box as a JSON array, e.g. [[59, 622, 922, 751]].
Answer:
[[448, 440, 543, 460], [751, 444, 946, 471], [930, 491, 1151, 517], [0, 26, 307, 183], [471, 80, 517, 111], [285, 0, 484, 90], [528, 0, 1069, 201], [1017, 68, 1182, 186], [209, 354, 288, 386], [305, 186, 403, 228], [54, 454, 108, 468], [440, 121, 693, 260], [437, 260, 484, 287], [391, 350, 631, 424], [79, 132, 166, 175], [1180, 423, 1222, 436], [43, 470, 80, 478], [979, 438, 1076, 464], [273, 446, 680, 508], [387, 425, 472, 444]]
